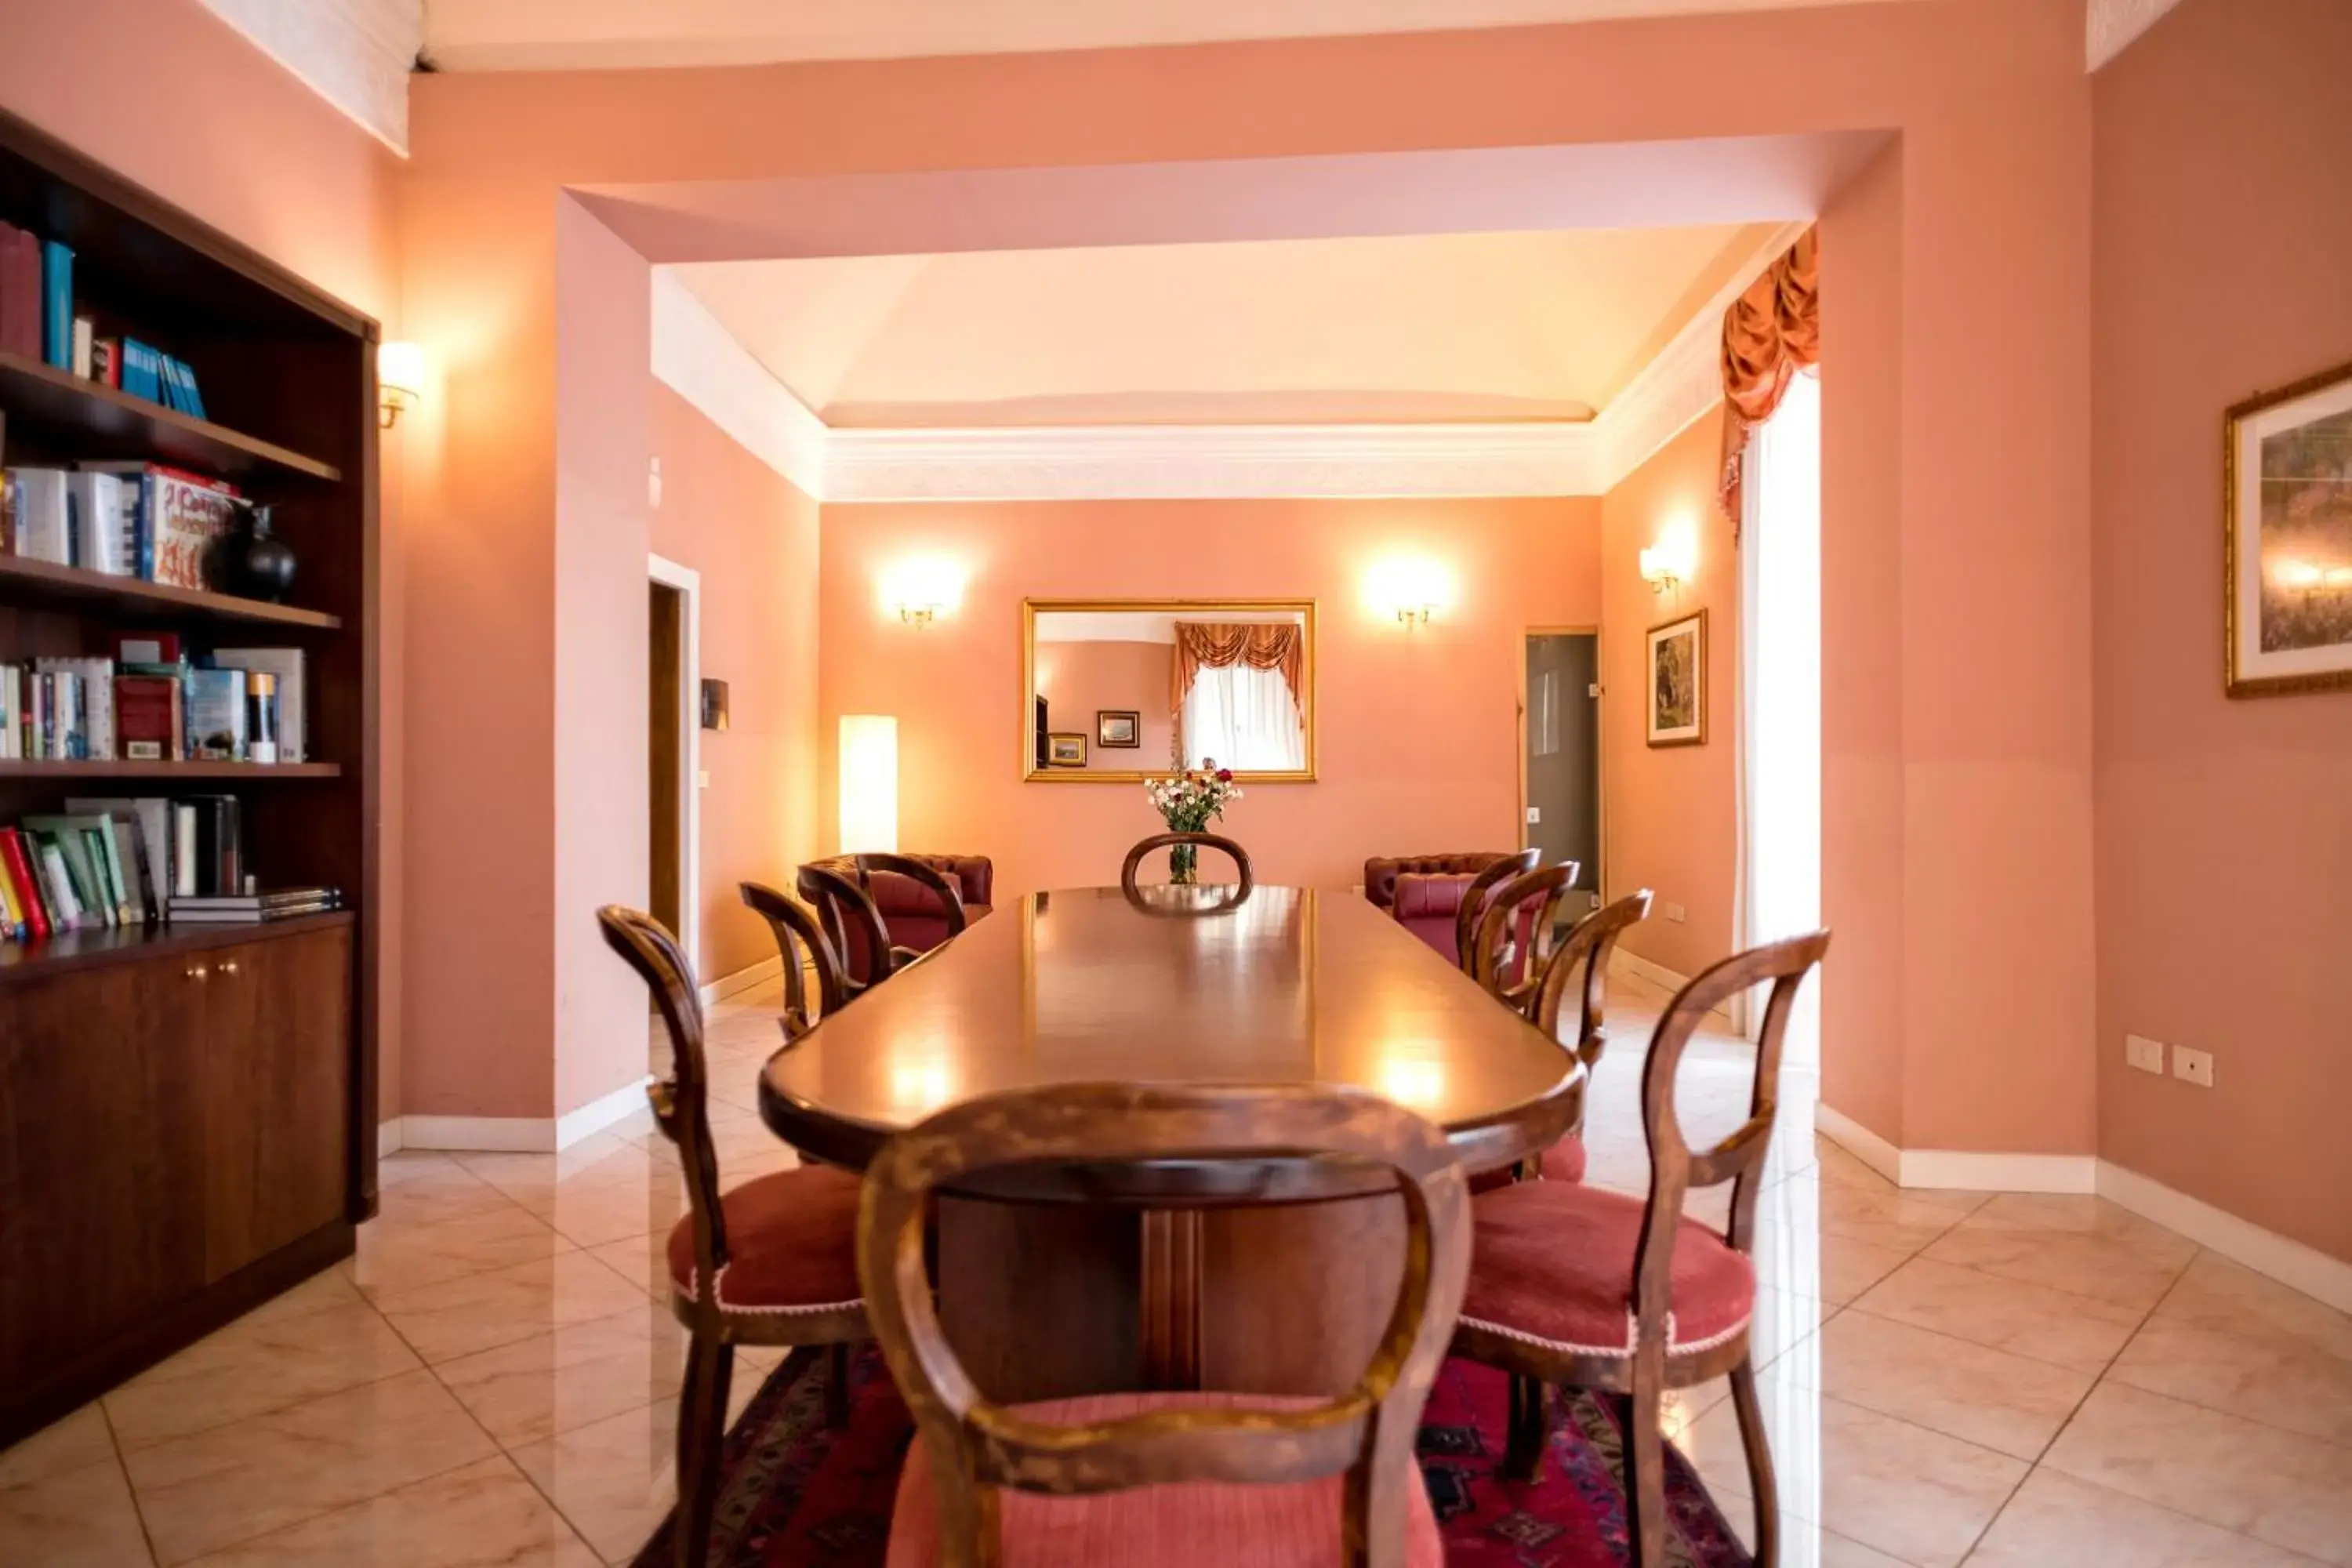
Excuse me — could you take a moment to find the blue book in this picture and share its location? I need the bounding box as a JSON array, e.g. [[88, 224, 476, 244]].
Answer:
[[159, 354, 187, 413], [122, 339, 160, 403], [41, 241, 71, 370], [180, 360, 205, 421]]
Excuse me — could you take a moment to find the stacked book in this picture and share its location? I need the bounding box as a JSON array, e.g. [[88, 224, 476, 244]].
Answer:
[[166, 887, 340, 926]]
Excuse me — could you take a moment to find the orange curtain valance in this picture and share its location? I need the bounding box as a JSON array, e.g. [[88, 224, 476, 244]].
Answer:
[[1719, 228, 1820, 534], [1170, 622, 1306, 757]]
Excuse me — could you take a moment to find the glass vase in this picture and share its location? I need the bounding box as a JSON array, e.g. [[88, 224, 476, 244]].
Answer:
[[1168, 842, 1198, 885]]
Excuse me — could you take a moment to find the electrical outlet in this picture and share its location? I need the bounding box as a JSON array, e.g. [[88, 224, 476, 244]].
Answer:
[[1664, 902, 1686, 924], [1526, 805, 1541, 825], [2124, 1034, 2165, 1075], [2172, 1044, 2214, 1089]]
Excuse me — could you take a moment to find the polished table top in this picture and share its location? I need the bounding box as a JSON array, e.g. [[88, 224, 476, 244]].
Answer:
[[758, 884, 1584, 1200]]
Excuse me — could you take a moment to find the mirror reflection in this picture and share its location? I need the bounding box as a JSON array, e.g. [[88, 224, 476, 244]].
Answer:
[[1025, 601, 1316, 781]]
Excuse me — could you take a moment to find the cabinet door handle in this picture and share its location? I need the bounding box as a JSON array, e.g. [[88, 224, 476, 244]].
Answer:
[[218, 960, 241, 976], [187, 965, 209, 981]]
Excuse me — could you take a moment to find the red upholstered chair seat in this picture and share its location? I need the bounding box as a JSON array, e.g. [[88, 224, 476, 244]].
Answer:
[[1468, 1134, 1588, 1194], [804, 854, 993, 983], [1388, 872, 1478, 960], [884, 1392, 1445, 1568], [666, 1165, 864, 1316], [1461, 1180, 1755, 1357]]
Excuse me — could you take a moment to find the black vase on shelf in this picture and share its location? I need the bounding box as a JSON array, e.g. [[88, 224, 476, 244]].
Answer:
[[223, 503, 298, 602]]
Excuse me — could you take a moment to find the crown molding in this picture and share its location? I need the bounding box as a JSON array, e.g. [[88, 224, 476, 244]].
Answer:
[[646, 220, 1802, 503], [651, 270, 828, 498], [200, 0, 419, 154]]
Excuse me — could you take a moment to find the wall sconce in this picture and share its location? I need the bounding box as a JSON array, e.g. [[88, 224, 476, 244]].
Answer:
[[1365, 556, 1452, 627], [838, 715, 898, 855], [880, 558, 964, 628], [377, 340, 425, 429], [1639, 520, 1700, 596]]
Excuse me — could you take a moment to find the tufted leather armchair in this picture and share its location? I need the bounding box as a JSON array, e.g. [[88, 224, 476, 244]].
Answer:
[[797, 853, 993, 986], [1364, 851, 1539, 967]]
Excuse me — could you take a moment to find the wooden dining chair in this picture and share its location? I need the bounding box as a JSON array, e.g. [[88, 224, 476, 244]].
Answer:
[[597, 906, 870, 1568], [859, 1081, 1469, 1568], [1465, 861, 1581, 1015], [1450, 929, 1831, 1566], [1450, 849, 1544, 971], [738, 880, 849, 1039], [794, 858, 931, 1000], [1119, 830, 1254, 895]]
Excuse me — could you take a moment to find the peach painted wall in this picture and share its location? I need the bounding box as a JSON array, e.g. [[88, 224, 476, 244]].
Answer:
[[0, 0, 409, 1116], [2091, 0, 2352, 1262], [1600, 416, 1739, 979], [651, 385, 823, 982], [401, 0, 2098, 1153], [818, 499, 1600, 893], [1036, 642, 1175, 771]]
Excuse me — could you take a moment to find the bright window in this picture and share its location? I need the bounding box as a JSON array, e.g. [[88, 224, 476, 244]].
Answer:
[[1181, 663, 1305, 771]]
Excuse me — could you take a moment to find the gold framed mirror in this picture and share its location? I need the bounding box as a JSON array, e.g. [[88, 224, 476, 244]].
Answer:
[[1022, 598, 1318, 783]]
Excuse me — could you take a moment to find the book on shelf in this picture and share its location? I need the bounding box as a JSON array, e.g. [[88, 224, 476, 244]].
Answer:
[[0, 222, 37, 360], [0, 794, 275, 943], [210, 649, 304, 763], [6, 637, 311, 767], [40, 241, 71, 372]]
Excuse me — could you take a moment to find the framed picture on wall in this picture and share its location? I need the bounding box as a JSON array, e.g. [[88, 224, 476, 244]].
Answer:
[[1096, 710, 1141, 748], [1646, 609, 1707, 747], [1047, 732, 1088, 767], [2226, 357, 2352, 697]]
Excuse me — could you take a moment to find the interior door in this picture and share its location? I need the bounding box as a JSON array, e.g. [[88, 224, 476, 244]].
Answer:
[[1524, 633, 1601, 896]]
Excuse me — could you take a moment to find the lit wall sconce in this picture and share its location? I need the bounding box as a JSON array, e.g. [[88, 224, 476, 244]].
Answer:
[[377, 340, 425, 429], [838, 715, 898, 854], [880, 558, 964, 627], [1365, 555, 1453, 627], [1639, 519, 1699, 596]]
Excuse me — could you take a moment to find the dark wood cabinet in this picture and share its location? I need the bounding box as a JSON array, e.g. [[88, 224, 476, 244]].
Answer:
[[0, 917, 356, 1441], [0, 106, 378, 1447]]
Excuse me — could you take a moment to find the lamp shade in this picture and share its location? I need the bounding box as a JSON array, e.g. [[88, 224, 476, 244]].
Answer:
[[378, 340, 425, 402], [838, 715, 898, 854]]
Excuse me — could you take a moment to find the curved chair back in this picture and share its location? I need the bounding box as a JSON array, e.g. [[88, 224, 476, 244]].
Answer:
[[859, 1082, 1468, 1567], [738, 881, 849, 1038], [1467, 862, 1581, 1013], [855, 853, 971, 942], [1451, 850, 1542, 968], [795, 860, 896, 996], [1529, 890, 1655, 1069], [1119, 832, 1254, 895], [1635, 931, 1831, 1303], [595, 906, 730, 1329], [1362, 849, 1534, 912]]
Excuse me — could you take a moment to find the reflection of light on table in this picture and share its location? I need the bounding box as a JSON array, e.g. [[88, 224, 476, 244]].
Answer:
[[1377, 1051, 1448, 1111], [888, 1059, 959, 1117]]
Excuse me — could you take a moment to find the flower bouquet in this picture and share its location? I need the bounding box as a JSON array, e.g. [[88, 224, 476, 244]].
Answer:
[[1143, 763, 1242, 884]]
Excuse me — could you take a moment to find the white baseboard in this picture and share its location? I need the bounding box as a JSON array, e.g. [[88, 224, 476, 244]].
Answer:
[[1606, 948, 1735, 1026], [2097, 1160, 2352, 1316], [376, 1118, 404, 1157], [699, 953, 783, 1007], [391, 1075, 654, 1154], [1813, 1103, 2096, 1193]]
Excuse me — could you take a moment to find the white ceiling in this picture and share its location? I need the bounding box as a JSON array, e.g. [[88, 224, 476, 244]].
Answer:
[[670, 223, 1780, 431], [421, 0, 1917, 71]]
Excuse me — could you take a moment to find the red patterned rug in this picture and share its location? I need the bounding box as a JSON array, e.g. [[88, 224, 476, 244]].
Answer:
[[633, 1347, 1750, 1566]]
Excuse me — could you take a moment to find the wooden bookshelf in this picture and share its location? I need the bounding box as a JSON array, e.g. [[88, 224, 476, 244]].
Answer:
[[0, 908, 350, 983], [0, 348, 340, 482], [0, 555, 343, 629], [0, 759, 340, 779], [0, 105, 379, 1449]]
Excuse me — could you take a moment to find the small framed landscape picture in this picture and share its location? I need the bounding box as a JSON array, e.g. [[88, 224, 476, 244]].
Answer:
[[2227, 358, 2352, 698], [1096, 710, 1141, 749], [1646, 609, 1707, 747], [1047, 731, 1088, 767]]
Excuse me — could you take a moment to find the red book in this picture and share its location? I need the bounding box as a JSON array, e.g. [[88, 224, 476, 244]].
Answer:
[[0, 826, 51, 941], [4, 229, 39, 360], [114, 674, 182, 762]]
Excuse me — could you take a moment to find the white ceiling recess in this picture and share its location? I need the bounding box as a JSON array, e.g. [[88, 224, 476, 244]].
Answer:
[[424, 0, 1919, 71], [2086, 0, 2187, 70], [200, 0, 421, 154]]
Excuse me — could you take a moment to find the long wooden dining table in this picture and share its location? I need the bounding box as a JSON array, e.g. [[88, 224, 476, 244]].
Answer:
[[758, 882, 1584, 1403]]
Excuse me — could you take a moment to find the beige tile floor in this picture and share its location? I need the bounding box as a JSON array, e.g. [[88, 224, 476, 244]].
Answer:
[[4, 969, 2349, 1565]]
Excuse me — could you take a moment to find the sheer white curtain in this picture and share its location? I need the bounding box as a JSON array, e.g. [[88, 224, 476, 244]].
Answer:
[[1181, 663, 1305, 770]]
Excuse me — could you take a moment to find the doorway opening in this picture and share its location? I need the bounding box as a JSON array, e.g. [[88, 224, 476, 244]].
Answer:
[[1521, 630, 1602, 924], [648, 555, 701, 978], [1737, 368, 1822, 1067]]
